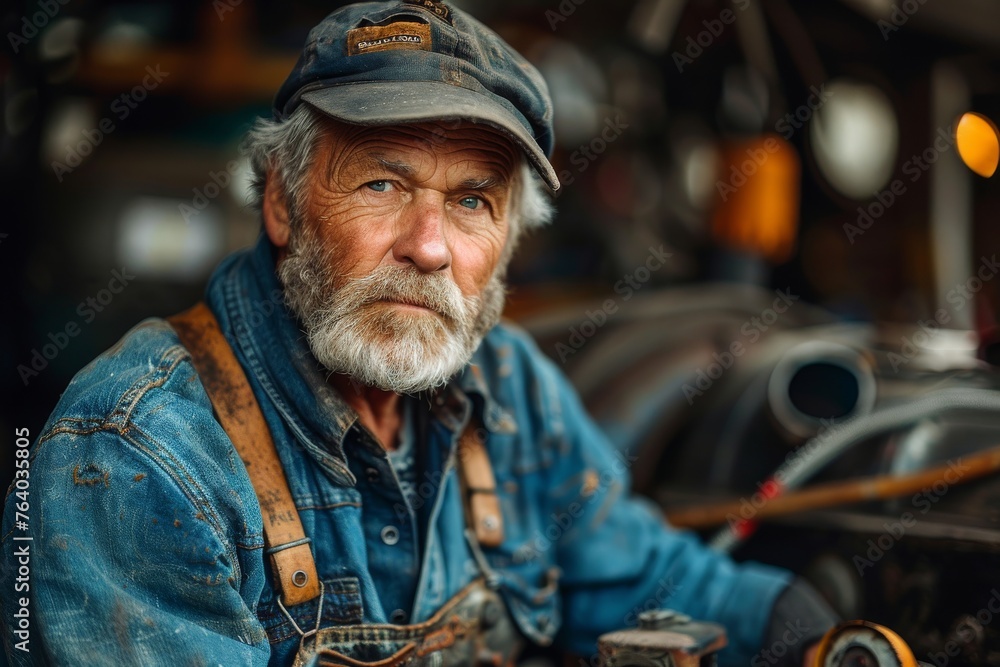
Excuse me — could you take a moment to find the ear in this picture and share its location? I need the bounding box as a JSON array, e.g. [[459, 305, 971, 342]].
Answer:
[[262, 175, 291, 249]]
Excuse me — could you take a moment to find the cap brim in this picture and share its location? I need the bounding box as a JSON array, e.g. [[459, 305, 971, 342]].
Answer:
[[300, 81, 560, 192]]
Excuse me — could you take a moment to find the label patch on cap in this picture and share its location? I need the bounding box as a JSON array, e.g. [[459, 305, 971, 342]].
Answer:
[[347, 21, 431, 56]]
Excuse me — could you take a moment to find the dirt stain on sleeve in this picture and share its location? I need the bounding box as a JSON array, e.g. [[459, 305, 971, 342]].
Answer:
[[73, 463, 110, 488]]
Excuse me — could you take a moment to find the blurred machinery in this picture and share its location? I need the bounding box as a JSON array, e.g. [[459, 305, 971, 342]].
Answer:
[[597, 609, 728, 667], [815, 622, 921, 667], [525, 281, 1000, 666], [594, 616, 929, 667], [525, 1, 1000, 660]]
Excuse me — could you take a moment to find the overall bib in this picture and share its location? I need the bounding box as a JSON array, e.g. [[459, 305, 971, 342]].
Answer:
[[289, 577, 522, 667], [169, 303, 525, 667]]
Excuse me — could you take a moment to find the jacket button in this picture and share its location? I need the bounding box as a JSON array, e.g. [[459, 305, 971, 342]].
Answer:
[[365, 467, 379, 483], [390, 608, 408, 624], [381, 525, 400, 545]]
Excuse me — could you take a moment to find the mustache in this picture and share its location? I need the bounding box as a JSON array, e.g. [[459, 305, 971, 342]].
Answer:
[[335, 265, 468, 323]]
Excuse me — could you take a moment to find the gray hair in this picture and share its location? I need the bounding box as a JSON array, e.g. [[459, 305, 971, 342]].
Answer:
[[243, 106, 327, 221], [242, 105, 555, 242]]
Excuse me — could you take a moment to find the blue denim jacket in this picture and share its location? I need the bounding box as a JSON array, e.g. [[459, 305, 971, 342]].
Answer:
[[2, 237, 790, 666]]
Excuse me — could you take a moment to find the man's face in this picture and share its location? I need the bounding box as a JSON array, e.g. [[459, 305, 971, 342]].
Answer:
[[270, 119, 520, 394]]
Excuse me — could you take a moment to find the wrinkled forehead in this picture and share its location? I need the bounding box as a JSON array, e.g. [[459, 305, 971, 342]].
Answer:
[[315, 118, 521, 181]]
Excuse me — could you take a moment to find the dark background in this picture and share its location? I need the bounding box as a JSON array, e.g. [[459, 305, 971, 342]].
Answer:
[[2, 0, 999, 509]]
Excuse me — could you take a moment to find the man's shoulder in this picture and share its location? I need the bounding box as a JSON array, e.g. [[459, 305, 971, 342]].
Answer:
[[473, 319, 567, 391], [31, 315, 256, 536], [471, 320, 579, 431], [41, 316, 209, 436], [478, 319, 553, 369]]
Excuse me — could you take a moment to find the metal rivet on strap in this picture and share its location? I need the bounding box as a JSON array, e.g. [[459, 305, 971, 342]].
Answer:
[[381, 525, 400, 545], [481, 515, 499, 532], [291, 570, 308, 587]]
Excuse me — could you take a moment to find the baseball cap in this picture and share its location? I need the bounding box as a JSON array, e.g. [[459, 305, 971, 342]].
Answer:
[[274, 0, 560, 191]]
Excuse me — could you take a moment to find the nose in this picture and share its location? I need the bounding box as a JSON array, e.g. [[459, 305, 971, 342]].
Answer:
[[392, 192, 452, 273]]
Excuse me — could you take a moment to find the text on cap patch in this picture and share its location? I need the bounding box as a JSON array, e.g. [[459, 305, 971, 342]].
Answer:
[[347, 21, 432, 56]]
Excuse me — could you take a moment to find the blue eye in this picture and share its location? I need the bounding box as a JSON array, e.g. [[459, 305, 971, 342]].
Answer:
[[366, 180, 390, 192], [459, 196, 482, 210]]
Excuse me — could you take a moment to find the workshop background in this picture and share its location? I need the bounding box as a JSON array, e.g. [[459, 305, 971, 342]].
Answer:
[[3, 0, 1000, 662]]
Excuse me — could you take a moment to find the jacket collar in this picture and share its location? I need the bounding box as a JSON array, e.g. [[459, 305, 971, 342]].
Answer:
[[206, 235, 507, 485]]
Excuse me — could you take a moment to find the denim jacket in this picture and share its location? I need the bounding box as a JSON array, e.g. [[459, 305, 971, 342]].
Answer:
[[2, 236, 791, 666]]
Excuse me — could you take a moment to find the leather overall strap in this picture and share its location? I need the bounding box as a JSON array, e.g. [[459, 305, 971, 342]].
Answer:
[[168, 302, 321, 606], [457, 424, 505, 548]]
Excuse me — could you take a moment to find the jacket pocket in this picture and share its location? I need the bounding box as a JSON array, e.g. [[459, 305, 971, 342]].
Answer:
[[495, 563, 562, 647], [257, 576, 364, 644]]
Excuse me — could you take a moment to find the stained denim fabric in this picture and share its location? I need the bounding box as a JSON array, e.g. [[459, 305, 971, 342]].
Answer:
[[1, 235, 791, 666]]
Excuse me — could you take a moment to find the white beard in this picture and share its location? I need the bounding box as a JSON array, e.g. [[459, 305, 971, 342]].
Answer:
[[277, 220, 506, 394]]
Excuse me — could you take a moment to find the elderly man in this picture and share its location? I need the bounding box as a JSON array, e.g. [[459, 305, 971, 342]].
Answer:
[[2, 1, 837, 665]]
